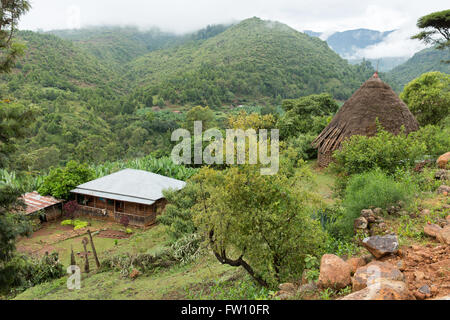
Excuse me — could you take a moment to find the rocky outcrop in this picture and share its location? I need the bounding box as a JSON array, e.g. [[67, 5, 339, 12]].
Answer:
[[362, 235, 399, 259], [352, 261, 404, 292], [437, 152, 450, 169], [317, 254, 352, 290], [340, 279, 414, 300]]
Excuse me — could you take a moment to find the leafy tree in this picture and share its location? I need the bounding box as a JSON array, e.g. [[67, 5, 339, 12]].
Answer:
[[192, 166, 325, 288], [0, 0, 35, 296], [38, 161, 95, 199], [0, 0, 31, 73], [228, 111, 276, 130], [278, 93, 338, 140], [400, 71, 450, 126], [184, 106, 216, 133], [412, 9, 450, 51], [158, 181, 200, 240]]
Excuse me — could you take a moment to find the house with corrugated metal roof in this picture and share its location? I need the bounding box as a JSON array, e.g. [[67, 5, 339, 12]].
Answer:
[[70, 169, 186, 227], [21, 192, 63, 222]]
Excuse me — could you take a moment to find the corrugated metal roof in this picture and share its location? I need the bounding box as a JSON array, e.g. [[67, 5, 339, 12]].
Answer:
[[71, 169, 186, 204], [21, 192, 63, 215], [71, 188, 156, 206]]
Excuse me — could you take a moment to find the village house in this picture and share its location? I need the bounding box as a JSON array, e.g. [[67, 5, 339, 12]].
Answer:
[[70, 169, 186, 227], [21, 192, 63, 222]]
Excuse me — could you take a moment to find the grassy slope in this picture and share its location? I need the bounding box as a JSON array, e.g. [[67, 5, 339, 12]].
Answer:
[[15, 224, 238, 300]]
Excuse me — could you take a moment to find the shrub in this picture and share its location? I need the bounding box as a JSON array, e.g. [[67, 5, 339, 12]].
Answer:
[[408, 124, 450, 158], [287, 133, 317, 161], [63, 200, 78, 218], [332, 124, 426, 175], [120, 215, 130, 228], [1, 252, 64, 296], [338, 169, 417, 235], [61, 219, 74, 226], [73, 220, 88, 230]]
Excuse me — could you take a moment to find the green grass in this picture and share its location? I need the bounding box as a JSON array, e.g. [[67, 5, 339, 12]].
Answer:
[[14, 223, 244, 300], [14, 253, 238, 300]]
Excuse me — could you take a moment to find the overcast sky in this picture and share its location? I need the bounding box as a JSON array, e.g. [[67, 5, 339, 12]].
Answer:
[[19, 0, 449, 58]]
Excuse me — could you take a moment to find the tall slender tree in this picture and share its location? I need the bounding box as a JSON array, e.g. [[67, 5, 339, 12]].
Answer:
[[0, 0, 35, 293]]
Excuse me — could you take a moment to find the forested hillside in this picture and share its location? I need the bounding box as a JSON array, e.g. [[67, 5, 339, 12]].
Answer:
[[48, 24, 231, 66], [387, 47, 450, 91], [0, 31, 178, 172], [127, 17, 375, 106]]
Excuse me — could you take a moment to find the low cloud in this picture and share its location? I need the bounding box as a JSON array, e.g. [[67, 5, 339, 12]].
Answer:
[[350, 25, 428, 59]]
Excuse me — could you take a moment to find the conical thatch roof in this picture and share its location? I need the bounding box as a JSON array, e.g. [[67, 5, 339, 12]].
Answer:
[[313, 73, 420, 167]]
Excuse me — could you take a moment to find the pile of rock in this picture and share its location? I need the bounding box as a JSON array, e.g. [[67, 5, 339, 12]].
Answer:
[[424, 216, 450, 245], [354, 209, 388, 236], [314, 253, 415, 300]]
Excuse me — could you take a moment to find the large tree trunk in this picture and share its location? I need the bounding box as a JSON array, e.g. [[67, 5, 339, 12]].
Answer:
[[208, 229, 269, 288]]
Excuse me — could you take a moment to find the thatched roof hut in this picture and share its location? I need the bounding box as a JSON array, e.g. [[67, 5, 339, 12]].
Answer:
[[313, 72, 420, 167]]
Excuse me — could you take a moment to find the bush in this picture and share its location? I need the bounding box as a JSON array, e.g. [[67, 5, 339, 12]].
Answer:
[[120, 215, 130, 228], [408, 124, 450, 158], [73, 220, 88, 230], [61, 219, 88, 230], [287, 133, 317, 161], [63, 201, 78, 218], [0, 252, 65, 296], [333, 124, 426, 175], [61, 219, 73, 226], [338, 169, 417, 235]]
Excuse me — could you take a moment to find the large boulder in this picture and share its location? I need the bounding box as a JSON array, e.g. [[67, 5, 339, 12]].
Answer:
[[347, 257, 367, 275], [352, 261, 404, 292], [437, 152, 450, 169], [341, 279, 414, 300], [424, 223, 443, 238], [362, 235, 399, 259], [437, 225, 450, 245], [317, 254, 352, 290]]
